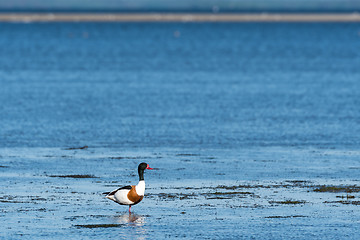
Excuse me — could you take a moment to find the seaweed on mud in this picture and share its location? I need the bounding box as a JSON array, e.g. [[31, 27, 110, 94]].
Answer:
[[75, 224, 123, 228], [313, 185, 360, 193], [336, 195, 355, 199], [324, 200, 360, 205], [17, 208, 48, 212], [150, 192, 197, 200], [205, 196, 232, 199], [30, 197, 47, 201], [269, 200, 307, 205], [49, 174, 97, 178]]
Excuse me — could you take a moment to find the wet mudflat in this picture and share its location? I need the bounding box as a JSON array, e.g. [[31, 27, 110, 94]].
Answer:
[[1, 147, 360, 239]]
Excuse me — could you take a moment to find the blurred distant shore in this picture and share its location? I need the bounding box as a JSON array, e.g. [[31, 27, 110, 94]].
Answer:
[[0, 13, 360, 22]]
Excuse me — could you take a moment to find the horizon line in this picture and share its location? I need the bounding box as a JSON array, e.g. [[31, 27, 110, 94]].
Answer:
[[1, 13, 360, 22]]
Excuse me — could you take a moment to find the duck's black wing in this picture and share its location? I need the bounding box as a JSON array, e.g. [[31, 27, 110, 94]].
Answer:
[[103, 185, 132, 195]]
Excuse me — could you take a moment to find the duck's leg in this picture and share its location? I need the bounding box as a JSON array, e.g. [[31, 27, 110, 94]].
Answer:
[[129, 205, 132, 213]]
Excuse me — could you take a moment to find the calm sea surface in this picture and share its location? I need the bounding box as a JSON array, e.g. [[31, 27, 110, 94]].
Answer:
[[1, 22, 360, 149], [1, 22, 360, 239]]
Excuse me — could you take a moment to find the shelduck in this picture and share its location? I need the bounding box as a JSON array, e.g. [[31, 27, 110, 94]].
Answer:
[[106, 162, 153, 213]]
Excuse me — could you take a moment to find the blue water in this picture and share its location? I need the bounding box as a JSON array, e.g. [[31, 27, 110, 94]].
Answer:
[[1, 22, 360, 239], [1, 22, 360, 149]]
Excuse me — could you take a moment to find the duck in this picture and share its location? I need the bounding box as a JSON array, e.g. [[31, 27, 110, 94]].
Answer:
[[106, 162, 153, 213]]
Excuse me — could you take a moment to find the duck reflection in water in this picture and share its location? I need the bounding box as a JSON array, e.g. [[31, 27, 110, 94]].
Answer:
[[113, 213, 146, 227]]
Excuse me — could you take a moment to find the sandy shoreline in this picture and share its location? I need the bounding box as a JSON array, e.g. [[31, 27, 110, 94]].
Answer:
[[0, 13, 360, 22]]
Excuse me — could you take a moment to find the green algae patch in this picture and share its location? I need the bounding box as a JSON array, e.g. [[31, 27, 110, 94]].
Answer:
[[313, 185, 360, 193], [75, 224, 123, 228]]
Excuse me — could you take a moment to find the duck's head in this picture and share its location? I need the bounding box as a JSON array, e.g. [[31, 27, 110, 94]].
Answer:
[[138, 162, 153, 180], [138, 162, 153, 171]]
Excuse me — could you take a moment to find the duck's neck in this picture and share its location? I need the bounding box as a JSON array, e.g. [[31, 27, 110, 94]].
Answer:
[[136, 168, 145, 196], [138, 168, 145, 181]]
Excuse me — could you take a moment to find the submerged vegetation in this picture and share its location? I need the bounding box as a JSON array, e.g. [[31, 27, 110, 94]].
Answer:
[[313, 185, 360, 193]]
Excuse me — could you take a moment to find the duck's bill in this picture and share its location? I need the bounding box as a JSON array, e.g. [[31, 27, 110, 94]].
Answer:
[[146, 165, 153, 170]]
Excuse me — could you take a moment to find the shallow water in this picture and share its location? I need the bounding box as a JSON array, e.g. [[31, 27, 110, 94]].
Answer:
[[1, 22, 360, 239], [1, 147, 360, 239]]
